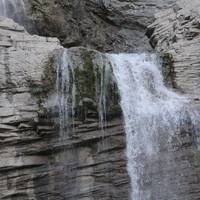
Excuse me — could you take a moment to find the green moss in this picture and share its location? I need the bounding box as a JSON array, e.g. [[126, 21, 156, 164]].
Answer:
[[78, 49, 96, 99], [29, 55, 56, 107], [190, 151, 200, 167], [41, 56, 57, 93], [160, 52, 176, 88], [107, 82, 120, 113], [30, 82, 45, 97], [31, 1, 64, 36], [74, 49, 97, 109], [162, 52, 173, 63], [29, 81, 45, 110], [73, 50, 121, 120]]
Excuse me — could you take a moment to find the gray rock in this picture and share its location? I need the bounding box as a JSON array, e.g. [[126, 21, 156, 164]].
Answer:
[[1, 1, 200, 199], [0, 18, 129, 199], [142, 1, 200, 200], [25, 0, 176, 52], [148, 0, 200, 98]]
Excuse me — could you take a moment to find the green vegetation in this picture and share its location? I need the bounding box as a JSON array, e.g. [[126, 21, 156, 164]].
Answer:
[[73, 49, 120, 119], [29, 48, 120, 120], [160, 52, 176, 88], [29, 55, 56, 107]]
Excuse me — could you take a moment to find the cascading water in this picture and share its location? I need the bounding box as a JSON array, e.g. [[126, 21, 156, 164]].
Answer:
[[56, 49, 112, 141], [108, 53, 200, 199], [56, 49, 73, 139], [55, 48, 200, 198], [0, 0, 35, 33], [0, 0, 6, 16], [0, 0, 25, 21]]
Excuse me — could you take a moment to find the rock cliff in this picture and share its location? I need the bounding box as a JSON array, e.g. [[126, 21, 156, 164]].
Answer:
[[1, 0, 200, 200], [148, 0, 200, 96], [145, 1, 200, 199], [25, 0, 175, 52], [0, 17, 129, 199]]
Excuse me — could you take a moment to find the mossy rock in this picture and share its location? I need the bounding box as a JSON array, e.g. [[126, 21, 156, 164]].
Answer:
[[31, 1, 65, 37], [68, 47, 120, 120], [29, 54, 56, 108], [29, 47, 120, 122], [74, 48, 97, 105], [160, 51, 176, 88]]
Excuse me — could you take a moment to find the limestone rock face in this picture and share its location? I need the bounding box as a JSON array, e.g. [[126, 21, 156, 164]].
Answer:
[[0, 16, 60, 199], [25, 0, 175, 52], [142, 1, 200, 200], [148, 0, 200, 97], [0, 0, 35, 33], [0, 17, 129, 200]]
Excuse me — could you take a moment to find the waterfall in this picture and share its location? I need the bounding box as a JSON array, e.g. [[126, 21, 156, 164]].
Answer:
[[55, 49, 200, 198], [56, 49, 73, 139], [0, 0, 6, 16], [108, 53, 200, 199], [0, 0, 35, 33], [0, 0, 26, 21], [55, 49, 112, 141]]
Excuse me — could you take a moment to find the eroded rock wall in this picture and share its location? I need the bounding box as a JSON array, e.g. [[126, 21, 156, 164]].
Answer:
[[25, 0, 176, 52], [0, 18, 129, 199], [148, 0, 200, 97], [144, 1, 200, 200], [2, 1, 200, 200]]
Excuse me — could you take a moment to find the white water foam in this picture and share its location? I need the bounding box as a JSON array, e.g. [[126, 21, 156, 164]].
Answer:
[[108, 53, 199, 199]]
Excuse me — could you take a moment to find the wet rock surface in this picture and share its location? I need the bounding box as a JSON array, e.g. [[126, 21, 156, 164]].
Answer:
[[0, 17, 129, 199], [142, 1, 200, 199], [1, 0, 200, 199]]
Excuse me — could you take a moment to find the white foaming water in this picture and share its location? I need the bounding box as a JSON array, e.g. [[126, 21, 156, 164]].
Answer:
[[108, 53, 199, 199]]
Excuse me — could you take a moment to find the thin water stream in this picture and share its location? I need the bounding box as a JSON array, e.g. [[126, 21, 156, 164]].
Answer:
[[0, 0, 35, 33]]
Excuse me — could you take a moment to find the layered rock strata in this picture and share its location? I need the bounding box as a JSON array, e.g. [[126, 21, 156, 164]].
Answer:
[[0, 17, 129, 200], [148, 0, 200, 97], [145, 1, 200, 199], [25, 0, 176, 52]]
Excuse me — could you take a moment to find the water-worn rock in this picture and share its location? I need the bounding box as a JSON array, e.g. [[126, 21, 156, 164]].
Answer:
[[25, 0, 175, 52], [0, 17, 129, 200], [148, 0, 200, 98], [141, 1, 200, 200]]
